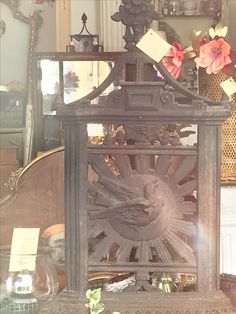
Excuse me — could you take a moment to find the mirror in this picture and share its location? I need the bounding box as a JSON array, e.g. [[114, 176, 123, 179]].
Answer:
[[33, 52, 123, 156], [0, 0, 41, 200]]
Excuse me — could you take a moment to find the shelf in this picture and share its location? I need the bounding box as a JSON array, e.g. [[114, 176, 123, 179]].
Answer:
[[157, 0, 222, 19], [160, 14, 216, 18]]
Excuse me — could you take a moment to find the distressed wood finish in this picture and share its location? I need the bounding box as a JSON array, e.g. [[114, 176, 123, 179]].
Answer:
[[197, 124, 221, 293], [63, 123, 88, 292], [40, 291, 236, 314], [40, 0, 235, 313]]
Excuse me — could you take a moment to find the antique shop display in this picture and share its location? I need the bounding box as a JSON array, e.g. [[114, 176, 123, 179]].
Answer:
[[158, 0, 221, 17], [39, 0, 235, 313], [154, 21, 236, 182], [199, 70, 236, 182], [192, 25, 236, 182]]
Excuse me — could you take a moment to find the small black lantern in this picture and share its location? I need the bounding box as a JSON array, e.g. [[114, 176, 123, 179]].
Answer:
[[69, 13, 103, 52]]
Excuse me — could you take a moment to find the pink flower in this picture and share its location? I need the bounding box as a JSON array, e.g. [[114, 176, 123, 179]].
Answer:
[[194, 38, 231, 74], [162, 42, 184, 79]]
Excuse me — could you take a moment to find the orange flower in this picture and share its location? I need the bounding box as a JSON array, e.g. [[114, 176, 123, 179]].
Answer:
[[162, 42, 184, 79], [194, 38, 231, 74]]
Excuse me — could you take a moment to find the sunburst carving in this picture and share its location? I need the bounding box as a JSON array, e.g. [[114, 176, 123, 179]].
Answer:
[[88, 152, 197, 268]]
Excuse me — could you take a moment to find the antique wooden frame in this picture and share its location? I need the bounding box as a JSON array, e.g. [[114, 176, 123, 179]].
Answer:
[[40, 55, 234, 314], [40, 1, 234, 313]]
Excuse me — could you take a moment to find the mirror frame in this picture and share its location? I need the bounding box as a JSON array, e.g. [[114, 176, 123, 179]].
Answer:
[[0, 0, 42, 205], [0, 0, 42, 91], [0, 0, 42, 163], [32, 52, 124, 157]]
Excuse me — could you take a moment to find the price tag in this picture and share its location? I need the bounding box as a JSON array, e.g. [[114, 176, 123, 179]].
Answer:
[[220, 77, 236, 98], [9, 228, 40, 272], [136, 28, 171, 62]]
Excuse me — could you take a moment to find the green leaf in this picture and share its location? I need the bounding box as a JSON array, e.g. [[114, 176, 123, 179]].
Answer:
[[90, 302, 105, 314], [86, 289, 92, 298], [86, 288, 102, 304], [86, 288, 105, 314]]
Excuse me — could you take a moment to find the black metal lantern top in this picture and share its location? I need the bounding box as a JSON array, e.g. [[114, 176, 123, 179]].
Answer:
[[70, 13, 103, 52], [78, 13, 93, 36]]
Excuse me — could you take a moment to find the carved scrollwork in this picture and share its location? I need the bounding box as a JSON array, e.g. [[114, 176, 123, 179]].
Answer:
[[160, 90, 175, 105], [4, 168, 23, 192], [124, 124, 181, 146], [107, 89, 122, 107], [0, 167, 23, 207], [101, 124, 182, 146]]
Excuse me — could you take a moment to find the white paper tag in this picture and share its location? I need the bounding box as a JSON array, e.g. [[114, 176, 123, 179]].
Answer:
[[136, 28, 171, 62], [220, 77, 236, 97], [9, 228, 40, 272], [9, 255, 37, 272]]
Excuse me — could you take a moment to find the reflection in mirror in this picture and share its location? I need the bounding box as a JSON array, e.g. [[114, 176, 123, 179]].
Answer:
[[0, 0, 41, 203], [40, 59, 120, 111], [40, 60, 59, 115], [33, 53, 123, 156]]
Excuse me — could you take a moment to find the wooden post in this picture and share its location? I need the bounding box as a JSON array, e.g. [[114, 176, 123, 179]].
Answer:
[[197, 124, 221, 292], [63, 122, 88, 292]]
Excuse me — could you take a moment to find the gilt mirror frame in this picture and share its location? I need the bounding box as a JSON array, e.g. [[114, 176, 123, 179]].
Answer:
[[0, 0, 42, 89], [0, 0, 42, 206]]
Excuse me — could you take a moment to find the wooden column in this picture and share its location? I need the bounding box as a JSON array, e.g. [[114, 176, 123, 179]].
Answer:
[[63, 122, 88, 292], [56, 0, 71, 52], [197, 124, 221, 292]]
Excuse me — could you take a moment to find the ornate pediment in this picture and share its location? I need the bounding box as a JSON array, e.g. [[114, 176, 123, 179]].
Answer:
[[57, 50, 231, 124]]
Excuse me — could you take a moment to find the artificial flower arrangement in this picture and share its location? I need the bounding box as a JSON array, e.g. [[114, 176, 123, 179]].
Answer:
[[64, 71, 79, 90], [161, 23, 236, 80]]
